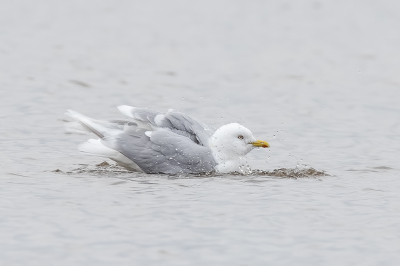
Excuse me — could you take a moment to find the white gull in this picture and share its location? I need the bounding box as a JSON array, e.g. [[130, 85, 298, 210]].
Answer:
[[66, 106, 270, 174]]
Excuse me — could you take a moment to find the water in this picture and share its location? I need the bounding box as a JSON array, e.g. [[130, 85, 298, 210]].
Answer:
[[1, 1, 400, 265]]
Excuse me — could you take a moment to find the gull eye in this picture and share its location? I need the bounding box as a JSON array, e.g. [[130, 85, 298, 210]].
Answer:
[[238, 135, 244, 140]]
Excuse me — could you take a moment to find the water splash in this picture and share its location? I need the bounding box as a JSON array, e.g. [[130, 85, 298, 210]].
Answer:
[[249, 168, 328, 178], [53, 161, 132, 176], [53, 162, 327, 179]]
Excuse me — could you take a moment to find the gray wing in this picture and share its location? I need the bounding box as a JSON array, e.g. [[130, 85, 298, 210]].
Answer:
[[118, 105, 212, 146], [102, 127, 217, 174]]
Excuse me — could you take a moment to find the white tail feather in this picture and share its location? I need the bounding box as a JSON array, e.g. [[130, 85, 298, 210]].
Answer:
[[64, 121, 91, 134], [78, 139, 116, 157], [79, 139, 143, 172], [66, 109, 122, 137]]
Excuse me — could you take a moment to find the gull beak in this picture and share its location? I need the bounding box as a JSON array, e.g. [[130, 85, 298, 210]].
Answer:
[[251, 140, 270, 148]]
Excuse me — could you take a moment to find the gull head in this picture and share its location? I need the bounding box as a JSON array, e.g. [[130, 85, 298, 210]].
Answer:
[[210, 123, 270, 156]]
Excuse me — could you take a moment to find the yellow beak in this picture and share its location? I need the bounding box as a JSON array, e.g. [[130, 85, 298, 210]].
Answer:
[[251, 140, 270, 148]]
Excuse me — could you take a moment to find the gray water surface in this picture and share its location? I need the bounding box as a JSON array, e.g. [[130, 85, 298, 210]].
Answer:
[[1, 1, 400, 265]]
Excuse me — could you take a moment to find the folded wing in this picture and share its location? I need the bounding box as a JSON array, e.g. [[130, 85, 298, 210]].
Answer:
[[117, 105, 212, 146]]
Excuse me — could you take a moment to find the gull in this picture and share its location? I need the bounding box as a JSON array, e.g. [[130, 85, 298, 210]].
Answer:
[[66, 106, 270, 174]]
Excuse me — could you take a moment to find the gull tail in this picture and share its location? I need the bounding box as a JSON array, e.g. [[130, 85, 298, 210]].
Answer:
[[65, 110, 122, 138], [78, 138, 118, 157], [78, 139, 142, 171], [64, 121, 91, 134], [65, 110, 142, 172]]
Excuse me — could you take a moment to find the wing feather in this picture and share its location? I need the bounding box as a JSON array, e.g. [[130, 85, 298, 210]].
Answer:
[[102, 129, 216, 174], [117, 105, 212, 146]]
